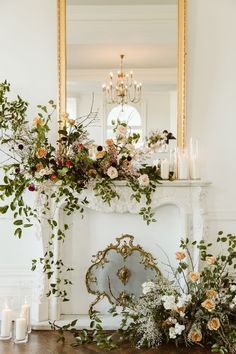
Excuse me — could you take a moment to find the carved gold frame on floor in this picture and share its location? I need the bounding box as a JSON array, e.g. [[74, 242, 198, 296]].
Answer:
[[57, 0, 187, 148]]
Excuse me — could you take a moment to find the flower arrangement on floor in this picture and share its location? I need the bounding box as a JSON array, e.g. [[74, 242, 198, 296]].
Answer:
[[53, 232, 236, 353]]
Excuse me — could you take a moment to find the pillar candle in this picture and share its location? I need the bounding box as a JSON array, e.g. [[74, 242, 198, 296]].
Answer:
[[21, 303, 30, 330], [0, 306, 12, 337], [178, 150, 189, 180], [15, 316, 27, 341], [190, 154, 200, 179], [160, 159, 169, 179]]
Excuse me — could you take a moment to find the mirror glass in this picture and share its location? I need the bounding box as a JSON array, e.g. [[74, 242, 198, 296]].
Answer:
[[66, 0, 178, 147], [89, 250, 159, 300]]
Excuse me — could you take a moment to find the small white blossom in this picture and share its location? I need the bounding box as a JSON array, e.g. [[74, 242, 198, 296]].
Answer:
[[169, 327, 177, 339], [169, 322, 185, 339], [107, 166, 118, 179], [116, 124, 127, 137], [177, 294, 192, 308], [161, 295, 177, 311], [175, 322, 185, 335], [142, 282, 156, 295], [125, 143, 136, 155], [230, 285, 236, 292], [138, 174, 150, 187]]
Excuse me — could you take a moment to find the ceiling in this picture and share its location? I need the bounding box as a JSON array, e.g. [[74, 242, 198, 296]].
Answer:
[[66, 2, 178, 93]]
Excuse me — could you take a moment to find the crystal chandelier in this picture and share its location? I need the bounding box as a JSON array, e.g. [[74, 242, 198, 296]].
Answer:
[[102, 54, 142, 107]]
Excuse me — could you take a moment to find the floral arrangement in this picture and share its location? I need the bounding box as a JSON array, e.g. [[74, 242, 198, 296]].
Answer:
[[0, 81, 170, 301], [146, 129, 176, 149], [55, 232, 236, 353]]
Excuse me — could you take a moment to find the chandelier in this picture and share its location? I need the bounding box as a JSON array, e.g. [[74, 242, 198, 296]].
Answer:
[[102, 54, 142, 107]]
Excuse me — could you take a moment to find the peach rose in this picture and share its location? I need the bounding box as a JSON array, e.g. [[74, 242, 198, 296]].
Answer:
[[206, 256, 216, 265], [206, 289, 218, 298], [105, 139, 114, 146], [61, 112, 69, 120], [175, 251, 186, 261], [96, 150, 106, 159], [33, 116, 45, 126], [189, 272, 200, 282], [201, 299, 215, 312], [207, 318, 220, 331], [36, 147, 47, 159], [36, 162, 44, 171], [68, 119, 75, 126], [188, 330, 202, 342]]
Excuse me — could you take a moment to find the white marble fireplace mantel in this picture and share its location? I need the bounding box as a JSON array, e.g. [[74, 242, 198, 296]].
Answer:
[[32, 180, 211, 328]]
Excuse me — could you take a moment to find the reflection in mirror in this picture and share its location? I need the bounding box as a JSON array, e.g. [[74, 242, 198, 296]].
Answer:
[[66, 0, 178, 150]]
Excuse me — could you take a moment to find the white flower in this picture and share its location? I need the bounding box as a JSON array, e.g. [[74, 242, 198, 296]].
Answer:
[[169, 327, 177, 339], [107, 166, 118, 179], [230, 285, 236, 292], [38, 167, 53, 177], [161, 295, 177, 311], [177, 294, 192, 308], [116, 124, 127, 137], [175, 322, 185, 335], [142, 281, 156, 295], [125, 143, 136, 155], [138, 174, 150, 187], [169, 322, 185, 339]]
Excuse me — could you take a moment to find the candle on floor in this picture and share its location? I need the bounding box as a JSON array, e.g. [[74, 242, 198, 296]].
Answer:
[[15, 314, 27, 342], [177, 149, 189, 180], [160, 158, 169, 179], [0, 305, 12, 338], [21, 301, 31, 333]]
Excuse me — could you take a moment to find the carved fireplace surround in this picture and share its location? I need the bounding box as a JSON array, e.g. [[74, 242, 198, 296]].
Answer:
[[32, 180, 210, 329]]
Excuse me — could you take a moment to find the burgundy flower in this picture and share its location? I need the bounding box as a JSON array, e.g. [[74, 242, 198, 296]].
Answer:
[[79, 144, 84, 149], [66, 160, 72, 167], [15, 167, 20, 174], [28, 183, 35, 192], [18, 144, 24, 150]]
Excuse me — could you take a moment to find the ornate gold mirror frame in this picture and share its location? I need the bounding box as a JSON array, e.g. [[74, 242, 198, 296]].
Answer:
[[57, 0, 187, 148]]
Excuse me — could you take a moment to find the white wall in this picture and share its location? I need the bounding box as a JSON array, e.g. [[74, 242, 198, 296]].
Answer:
[[0, 0, 57, 297], [187, 0, 236, 242]]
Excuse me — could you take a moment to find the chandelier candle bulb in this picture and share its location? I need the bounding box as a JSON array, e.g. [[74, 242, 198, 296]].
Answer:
[[177, 149, 189, 180], [0, 306, 12, 339], [160, 158, 169, 180]]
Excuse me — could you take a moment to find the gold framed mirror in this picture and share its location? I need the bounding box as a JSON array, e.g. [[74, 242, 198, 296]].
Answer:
[[57, 0, 187, 148]]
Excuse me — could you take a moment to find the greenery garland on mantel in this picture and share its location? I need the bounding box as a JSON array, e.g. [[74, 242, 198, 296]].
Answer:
[[0, 81, 174, 301]]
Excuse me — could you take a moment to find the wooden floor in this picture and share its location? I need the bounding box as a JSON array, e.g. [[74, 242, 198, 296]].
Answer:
[[0, 331, 212, 354]]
